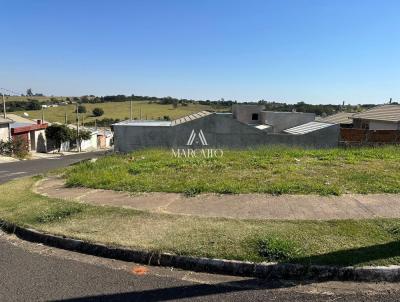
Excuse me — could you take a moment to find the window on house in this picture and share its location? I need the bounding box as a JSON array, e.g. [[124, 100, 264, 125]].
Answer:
[[252, 113, 259, 121]]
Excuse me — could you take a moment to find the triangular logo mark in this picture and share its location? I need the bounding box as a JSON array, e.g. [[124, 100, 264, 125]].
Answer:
[[186, 129, 208, 146]]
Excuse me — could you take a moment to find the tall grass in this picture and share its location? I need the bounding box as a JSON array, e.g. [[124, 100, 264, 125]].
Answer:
[[65, 146, 400, 195]]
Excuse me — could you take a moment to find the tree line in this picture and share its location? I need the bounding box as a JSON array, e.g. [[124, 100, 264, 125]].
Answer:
[[4, 92, 381, 117]]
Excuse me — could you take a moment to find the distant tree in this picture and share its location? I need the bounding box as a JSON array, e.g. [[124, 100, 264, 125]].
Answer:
[[26, 88, 33, 97], [92, 107, 104, 117], [76, 105, 87, 113], [26, 99, 41, 110]]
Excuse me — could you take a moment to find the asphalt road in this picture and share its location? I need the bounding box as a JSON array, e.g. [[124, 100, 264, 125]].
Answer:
[[1, 232, 400, 302], [1, 153, 400, 301], [0, 151, 106, 184]]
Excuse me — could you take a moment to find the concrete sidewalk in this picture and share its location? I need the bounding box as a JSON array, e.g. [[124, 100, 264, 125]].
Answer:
[[35, 177, 400, 220]]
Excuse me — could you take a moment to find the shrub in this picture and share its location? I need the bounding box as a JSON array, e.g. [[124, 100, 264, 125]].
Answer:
[[12, 137, 30, 159], [0, 138, 30, 159], [92, 107, 104, 117], [76, 105, 87, 113], [0, 140, 13, 156]]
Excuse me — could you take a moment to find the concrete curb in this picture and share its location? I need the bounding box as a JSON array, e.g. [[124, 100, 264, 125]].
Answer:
[[1, 219, 400, 282]]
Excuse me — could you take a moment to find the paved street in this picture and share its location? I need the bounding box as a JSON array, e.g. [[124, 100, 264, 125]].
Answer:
[[0, 151, 105, 184], [1, 231, 400, 302]]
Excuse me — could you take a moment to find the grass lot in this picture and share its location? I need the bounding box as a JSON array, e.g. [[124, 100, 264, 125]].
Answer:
[[65, 146, 400, 195], [1, 177, 400, 266], [12, 101, 226, 124]]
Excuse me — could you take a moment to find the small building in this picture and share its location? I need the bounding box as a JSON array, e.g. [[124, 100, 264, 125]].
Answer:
[[113, 107, 339, 152], [231, 104, 315, 133], [8, 114, 48, 152], [0, 117, 12, 142], [65, 125, 99, 152], [96, 129, 113, 149], [351, 105, 400, 130]]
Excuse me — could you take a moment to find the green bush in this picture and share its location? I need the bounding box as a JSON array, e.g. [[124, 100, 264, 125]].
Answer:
[[0, 138, 29, 159], [76, 105, 87, 113], [12, 137, 30, 159], [92, 107, 104, 117], [0, 140, 13, 156]]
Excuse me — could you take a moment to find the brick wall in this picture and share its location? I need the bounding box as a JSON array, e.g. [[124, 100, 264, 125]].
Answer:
[[340, 128, 400, 145]]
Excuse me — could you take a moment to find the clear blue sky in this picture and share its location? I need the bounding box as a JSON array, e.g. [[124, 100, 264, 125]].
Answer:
[[1, 0, 399, 104]]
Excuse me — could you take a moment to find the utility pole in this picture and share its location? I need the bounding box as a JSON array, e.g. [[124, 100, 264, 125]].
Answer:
[[139, 106, 142, 120], [2, 93, 6, 118], [130, 100, 133, 120], [76, 103, 80, 152], [41, 107, 44, 123], [65, 111, 68, 124], [2, 93, 10, 141]]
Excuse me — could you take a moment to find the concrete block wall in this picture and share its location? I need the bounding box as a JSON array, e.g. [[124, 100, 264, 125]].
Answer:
[[113, 113, 339, 152], [260, 111, 316, 133], [232, 104, 264, 124]]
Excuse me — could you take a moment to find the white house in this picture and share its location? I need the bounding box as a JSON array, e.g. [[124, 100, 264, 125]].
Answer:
[[0, 117, 12, 142]]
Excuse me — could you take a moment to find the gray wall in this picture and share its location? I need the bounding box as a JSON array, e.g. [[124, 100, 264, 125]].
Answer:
[[114, 113, 339, 152], [232, 104, 264, 124], [260, 111, 316, 133]]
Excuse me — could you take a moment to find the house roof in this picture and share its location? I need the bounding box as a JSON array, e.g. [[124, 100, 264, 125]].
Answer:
[[171, 111, 212, 126], [113, 120, 172, 127], [10, 122, 34, 129], [7, 114, 36, 125], [113, 111, 213, 127], [284, 121, 334, 135], [0, 117, 12, 125], [318, 112, 355, 125], [351, 105, 400, 123]]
